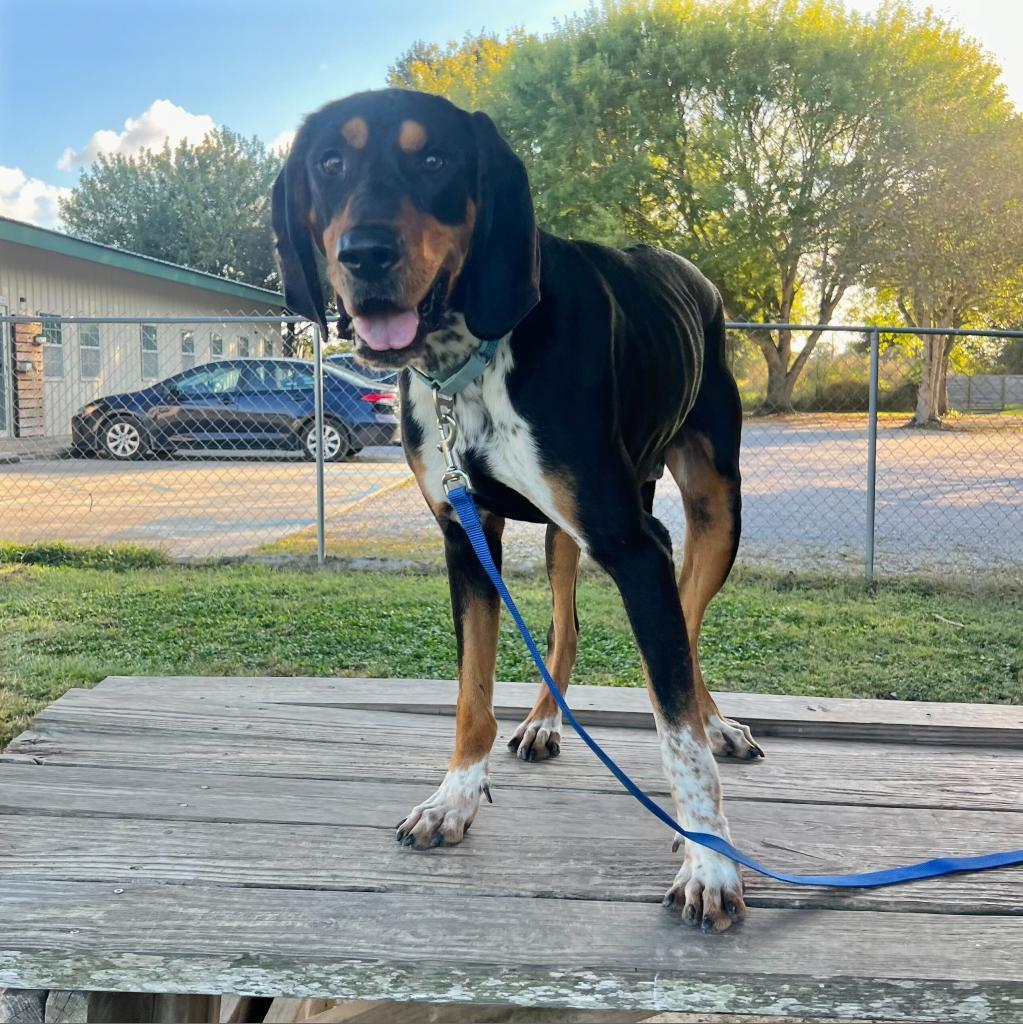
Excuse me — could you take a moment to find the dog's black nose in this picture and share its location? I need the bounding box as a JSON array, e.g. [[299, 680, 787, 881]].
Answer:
[[338, 226, 401, 281]]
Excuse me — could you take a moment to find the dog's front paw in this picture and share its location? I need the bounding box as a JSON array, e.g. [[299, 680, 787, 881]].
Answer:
[[396, 766, 491, 849], [662, 847, 746, 933], [706, 713, 765, 760], [508, 710, 562, 761]]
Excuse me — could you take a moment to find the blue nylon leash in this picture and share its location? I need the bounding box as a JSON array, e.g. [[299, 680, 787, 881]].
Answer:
[[447, 484, 1023, 888]]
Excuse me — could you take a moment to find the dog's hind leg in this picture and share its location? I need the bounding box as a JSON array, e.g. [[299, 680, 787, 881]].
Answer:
[[666, 378, 763, 761], [397, 512, 505, 848], [508, 523, 580, 761]]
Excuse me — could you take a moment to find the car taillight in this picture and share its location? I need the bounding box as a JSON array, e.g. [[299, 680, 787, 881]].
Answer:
[[361, 393, 394, 404]]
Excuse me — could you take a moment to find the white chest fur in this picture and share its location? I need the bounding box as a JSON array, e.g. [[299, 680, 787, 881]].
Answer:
[[406, 328, 584, 549]]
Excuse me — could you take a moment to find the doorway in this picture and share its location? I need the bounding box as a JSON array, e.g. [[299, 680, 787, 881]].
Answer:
[[0, 302, 12, 438]]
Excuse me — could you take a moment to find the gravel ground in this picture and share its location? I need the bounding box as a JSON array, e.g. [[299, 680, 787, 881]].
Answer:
[[1, 417, 1020, 576], [312, 416, 1023, 578]]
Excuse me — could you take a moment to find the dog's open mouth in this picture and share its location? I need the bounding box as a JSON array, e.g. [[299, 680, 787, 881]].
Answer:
[[351, 275, 449, 354]]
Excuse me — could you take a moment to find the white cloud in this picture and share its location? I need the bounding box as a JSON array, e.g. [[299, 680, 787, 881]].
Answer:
[[57, 99, 217, 170], [269, 129, 296, 154], [0, 166, 70, 229]]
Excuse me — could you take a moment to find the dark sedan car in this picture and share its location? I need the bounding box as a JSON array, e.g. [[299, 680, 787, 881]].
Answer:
[[71, 358, 398, 461]]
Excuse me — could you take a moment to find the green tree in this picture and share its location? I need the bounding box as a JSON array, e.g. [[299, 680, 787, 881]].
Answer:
[[60, 128, 282, 290], [994, 336, 1023, 375], [391, 0, 1017, 414], [388, 31, 522, 109], [869, 113, 1023, 425]]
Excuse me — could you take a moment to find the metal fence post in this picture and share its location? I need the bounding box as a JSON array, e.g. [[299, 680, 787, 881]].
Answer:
[[864, 328, 880, 582], [313, 324, 327, 566]]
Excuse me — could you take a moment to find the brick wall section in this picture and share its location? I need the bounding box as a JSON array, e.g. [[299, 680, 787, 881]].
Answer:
[[13, 321, 43, 438]]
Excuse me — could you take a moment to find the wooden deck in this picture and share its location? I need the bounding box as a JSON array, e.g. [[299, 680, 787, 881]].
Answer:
[[1, 676, 1021, 1023]]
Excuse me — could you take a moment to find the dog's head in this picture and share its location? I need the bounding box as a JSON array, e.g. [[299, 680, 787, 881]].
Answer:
[[272, 88, 540, 366]]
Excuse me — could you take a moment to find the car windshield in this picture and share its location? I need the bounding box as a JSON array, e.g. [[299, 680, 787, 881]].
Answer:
[[328, 355, 398, 383], [324, 363, 393, 391]]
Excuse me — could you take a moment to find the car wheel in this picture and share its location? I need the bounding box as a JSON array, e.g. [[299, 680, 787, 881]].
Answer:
[[303, 417, 352, 463], [101, 416, 149, 460]]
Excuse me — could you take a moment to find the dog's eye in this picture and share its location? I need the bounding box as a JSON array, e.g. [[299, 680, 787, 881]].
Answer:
[[320, 151, 344, 176], [421, 152, 445, 173]]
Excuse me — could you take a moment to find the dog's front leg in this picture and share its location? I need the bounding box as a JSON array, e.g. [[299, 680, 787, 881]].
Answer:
[[397, 512, 504, 848], [589, 512, 746, 932]]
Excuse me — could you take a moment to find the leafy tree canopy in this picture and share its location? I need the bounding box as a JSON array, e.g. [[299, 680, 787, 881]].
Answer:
[[390, 0, 1021, 412], [60, 128, 283, 290]]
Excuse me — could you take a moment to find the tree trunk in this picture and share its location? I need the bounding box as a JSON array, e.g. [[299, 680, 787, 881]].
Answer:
[[915, 333, 958, 425], [760, 348, 795, 413], [914, 335, 945, 426], [937, 334, 955, 416]]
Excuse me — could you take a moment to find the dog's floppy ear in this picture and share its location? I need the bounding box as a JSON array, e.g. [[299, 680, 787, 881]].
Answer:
[[271, 146, 327, 331], [462, 111, 540, 341]]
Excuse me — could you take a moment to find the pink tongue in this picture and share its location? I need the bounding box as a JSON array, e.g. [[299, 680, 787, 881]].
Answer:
[[353, 311, 420, 351]]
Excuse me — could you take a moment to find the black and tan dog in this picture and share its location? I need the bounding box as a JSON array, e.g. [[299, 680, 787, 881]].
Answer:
[[272, 88, 764, 933]]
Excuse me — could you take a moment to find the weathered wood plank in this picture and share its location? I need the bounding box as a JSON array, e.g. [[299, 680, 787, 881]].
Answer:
[[43, 990, 87, 1024], [263, 997, 332, 1023], [1, 881, 1020, 1021], [218, 995, 271, 1024], [0, 988, 46, 1024], [267, 1007, 877, 1024], [302, 1001, 651, 1023], [85, 992, 218, 1023], [2, 803, 1021, 915], [1, 759, 1015, 836], [7, 717, 1021, 812], [92, 676, 1023, 744], [300, 1005, 895, 1023]]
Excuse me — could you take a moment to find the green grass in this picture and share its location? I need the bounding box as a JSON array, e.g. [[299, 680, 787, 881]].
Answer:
[[1, 553, 1020, 748], [0, 541, 169, 571]]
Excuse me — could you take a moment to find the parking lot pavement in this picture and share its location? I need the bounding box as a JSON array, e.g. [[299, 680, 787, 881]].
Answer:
[[1, 419, 1020, 572], [0, 446, 411, 557]]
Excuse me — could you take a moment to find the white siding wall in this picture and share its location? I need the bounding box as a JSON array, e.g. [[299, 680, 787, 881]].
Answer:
[[0, 240, 285, 436]]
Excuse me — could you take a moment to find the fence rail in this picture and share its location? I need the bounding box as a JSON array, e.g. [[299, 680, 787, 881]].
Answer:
[[1, 315, 1020, 580]]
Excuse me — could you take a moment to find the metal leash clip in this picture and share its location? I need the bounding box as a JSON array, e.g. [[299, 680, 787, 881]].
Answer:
[[433, 389, 472, 494]]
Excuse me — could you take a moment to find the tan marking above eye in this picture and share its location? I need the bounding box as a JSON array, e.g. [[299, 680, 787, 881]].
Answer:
[[399, 119, 428, 152], [341, 116, 369, 149]]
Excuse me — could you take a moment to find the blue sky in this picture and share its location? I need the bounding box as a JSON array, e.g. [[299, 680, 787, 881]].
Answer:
[[0, 0, 583, 225], [1, 0, 1020, 228]]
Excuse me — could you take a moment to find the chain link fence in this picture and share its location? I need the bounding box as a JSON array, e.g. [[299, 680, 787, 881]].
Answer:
[[1, 314, 1020, 578]]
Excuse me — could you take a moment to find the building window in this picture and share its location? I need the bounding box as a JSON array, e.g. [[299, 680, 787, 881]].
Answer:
[[211, 334, 224, 359], [262, 337, 274, 357], [238, 336, 250, 357], [80, 323, 101, 380], [41, 315, 64, 378], [141, 324, 159, 379], [181, 330, 196, 370]]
